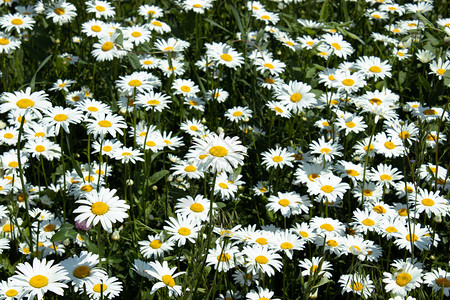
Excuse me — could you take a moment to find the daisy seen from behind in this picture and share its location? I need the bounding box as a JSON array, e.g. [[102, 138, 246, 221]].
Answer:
[[146, 261, 185, 297]]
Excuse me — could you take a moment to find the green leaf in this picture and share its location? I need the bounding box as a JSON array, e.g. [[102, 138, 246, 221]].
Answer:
[[51, 223, 77, 242], [148, 170, 170, 186], [115, 28, 124, 46], [127, 52, 141, 70], [320, 0, 330, 21], [229, 4, 244, 35], [30, 54, 52, 91], [215, 202, 226, 209], [312, 276, 333, 289], [417, 12, 435, 29], [444, 70, 450, 87], [204, 18, 232, 34]]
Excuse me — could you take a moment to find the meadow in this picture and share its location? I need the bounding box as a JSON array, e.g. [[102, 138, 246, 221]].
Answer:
[[0, 0, 449, 299]]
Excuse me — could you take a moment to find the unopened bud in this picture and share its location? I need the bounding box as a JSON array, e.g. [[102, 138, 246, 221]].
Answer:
[[112, 230, 120, 241], [0, 120, 6, 130], [176, 176, 183, 182], [152, 185, 158, 191], [126, 179, 134, 186], [63, 238, 71, 246], [119, 108, 127, 116], [217, 127, 224, 134]]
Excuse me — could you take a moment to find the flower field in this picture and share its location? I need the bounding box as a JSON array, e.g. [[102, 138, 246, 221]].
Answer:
[[0, 0, 449, 299]]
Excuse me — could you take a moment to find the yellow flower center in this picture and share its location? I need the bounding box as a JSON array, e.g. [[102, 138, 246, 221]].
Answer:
[[128, 79, 141, 87], [0, 38, 10, 45], [93, 283, 107, 293], [8, 161, 19, 168], [285, 41, 294, 46], [272, 155, 283, 162], [327, 239, 338, 247], [320, 224, 334, 231], [380, 174, 392, 181], [265, 78, 275, 84], [3, 224, 12, 232], [131, 31, 142, 38], [320, 185, 334, 193], [346, 121, 355, 128], [398, 208, 408, 216], [373, 205, 386, 213], [436, 68, 445, 75], [233, 111, 243, 117], [73, 266, 91, 278], [209, 146, 228, 157], [178, 227, 191, 236], [184, 165, 197, 172], [54, 8, 65, 15], [351, 282, 364, 291], [384, 141, 396, 149], [278, 199, 290, 207], [421, 198, 435, 206], [217, 253, 231, 262], [102, 42, 114, 51], [255, 255, 268, 264], [16, 98, 35, 109], [320, 148, 330, 154], [91, 25, 101, 32], [81, 184, 93, 192], [280, 242, 293, 249], [152, 21, 162, 27], [44, 224, 56, 232], [11, 18, 24, 25], [274, 107, 283, 113], [261, 15, 270, 20], [181, 85, 191, 93], [162, 275, 175, 287], [5, 289, 18, 297], [369, 66, 382, 73], [35, 145, 45, 152], [331, 42, 341, 50], [98, 120, 112, 127], [264, 63, 274, 69], [386, 226, 398, 233], [29, 275, 48, 288], [256, 237, 267, 245], [342, 79, 355, 86], [164, 46, 173, 51], [290, 93, 302, 103], [220, 54, 233, 62], [346, 169, 359, 177], [308, 173, 319, 182], [91, 202, 109, 215], [96, 5, 105, 12], [150, 240, 162, 249], [396, 273, 412, 287], [364, 145, 374, 151], [54, 114, 68, 122], [190, 203, 204, 212], [406, 234, 418, 242], [436, 278, 450, 288], [423, 109, 437, 115], [193, 4, 202, 8], [362, 219, 375, 226], [372, 14, 381, 19], [300, 231, 309, 237]]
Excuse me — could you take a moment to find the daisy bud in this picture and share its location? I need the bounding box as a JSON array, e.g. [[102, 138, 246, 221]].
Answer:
[[63, 238, 71, 246], [0, 120, 6, 130], [243, 116, 250, 122], [309, 289, 318, 299], [433, 214, 442, 223], [167, 175, 173, 182], [217, 127, 224, 134], [201, 118, 207, 124], [152, 185, 158, 191], [238, 185, 244, 191], [119, 108, 127, 116], [354, 156, 361, 162], [430, 255, 436, 260], [55, 38, 60, 44], [302, 117, 307, 121], [126, 179, 134, 186], [112, 229, 120, 241]]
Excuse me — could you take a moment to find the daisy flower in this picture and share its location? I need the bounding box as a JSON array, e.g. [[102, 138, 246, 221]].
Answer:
[[232, 269, 259, 287], [254, 56, 286, 75], [42, 106, 83, 134], [154, 37, 189, 53], [339, 273, 375, 298], [266, 191, 309, 218], [206, 243, 243, 272], [175, 194, 216, 222], [116, 72, 160, 94], [246, 287, 280, 300], [0, 13, 35, 33], [393, 223, 432, 253], [86, 112, 127, 139], [139, 55, 160, 70], [188, 132, 247, 173], [0, 32, 21, 54], [112, 146, 144, 164], [1, 87, 51, 118], [180, 119, 206, 136], [206, 88, 229, 103], [242, 244, 283, 277], [350, 208, 382, 234], [85, 275, 123, 300], [275, 80, 317, 114], [138, 233, 174, 259], [146, 19, 171, 33], [73, 188, 130, 232], [163, 214, 202, 247], [0, 126, 19, 146], [332, 70, 366, 93], [81, 19, 107, 37], [9, 258, 69, 300], [309, 173, 350, 204], [138, 4, 163, 19], [132, 259, 152, 279], [146, 261, 185, 297], [268, 229, 305, 259], [225, 106, 253, 123], [172, 78, 200, 97], [0, 279, 23, 300], [171, 160, 203, 180], [182, 0, 213, 13], [355, 56, 392, 80], [310, 216, 346, 236], [213, 173, 242, 200], [261, 146, 295, 170], [309, 136, 343, 162], [291, 222, 316, 242], [86, 0, 115, 19], [336, 161, 363, 183], [368, 164, 403, 188], [322, 33, 354, 59], [24, 137, 61, 161], [91, 32, 121, 62], [266, 101, 291, 118], [409, 188, 448, 218], [252, 9, 280, 25], [373, 132, 405, 158], [206, 42, 244, 69], [335, 114, 367, 135], [44, 0, 77, 25], [60, 251, 107, 292], [135, 91, 171, 112], [298, 257, 333, 278], [383, 260, 423, 297], [423, 268, 450, 297]]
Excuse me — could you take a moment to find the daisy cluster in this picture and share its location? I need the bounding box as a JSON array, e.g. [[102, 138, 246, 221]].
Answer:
[[0, 0, 449, 299]]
